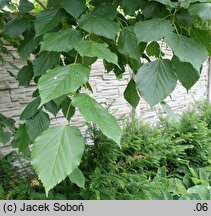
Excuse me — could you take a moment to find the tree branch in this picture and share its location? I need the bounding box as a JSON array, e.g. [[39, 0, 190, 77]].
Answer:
[[35, 0, 47, 10], [0, 30, 4, 36]]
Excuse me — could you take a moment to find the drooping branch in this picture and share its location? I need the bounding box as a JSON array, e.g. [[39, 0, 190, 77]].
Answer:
[[35, 0, 47, 10]]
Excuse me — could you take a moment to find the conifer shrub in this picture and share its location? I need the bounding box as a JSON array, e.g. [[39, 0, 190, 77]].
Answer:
[[1, 101, 211, 200]]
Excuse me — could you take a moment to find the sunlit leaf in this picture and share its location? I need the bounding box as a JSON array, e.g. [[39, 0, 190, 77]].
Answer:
[[31, 125, 85, 195], [72, 93, 122, 146]]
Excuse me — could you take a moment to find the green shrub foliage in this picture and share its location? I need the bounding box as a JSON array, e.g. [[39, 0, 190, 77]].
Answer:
[[2, 103, 211, 200], [160, 110, 210, 168], [0, 0, 210, 194]]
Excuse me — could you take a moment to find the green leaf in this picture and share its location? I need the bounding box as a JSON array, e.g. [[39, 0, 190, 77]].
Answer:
[[189, 167, 198, 178], [11, 124, 30, 153], [134, 18, 174, 42], [44, 101, 60, 116], [4, 18, 31, 37], [82, 56, 98, 66], [103, 60, 125, 79], [40, 29, 82, 53], [118, 26, 141, 61], [143, 2, 168, 19], [191, 27, 211, 55], [78, 14, 120, 39], [92, 3, 117, 20], [61, 0, 86, 18], [53, 95, 66, 107], [172, 55, 200, 91], [164, 33, 208, 71], [180, 0, 208, 9], [33, 51, 59, 77], [191, 177, 202, 185], [91, 0, 113, 7], [128, 58, 142, 74], [34, 9, 63, 36], [168, 178, 187, 195], [38, 64, 90, 105], [135, 59, 177, 107], [0, 113, 15, 129], [31, 125, 85, 195], [124, 79, 140, 108], [176, 8, 193, 28], [61, 97, 75, 121], [68, 167, 85, 188], [20, 97, 41, 120], [72, 93, 122, 146], [17, 65, 33, 86], [47, 0, 62, 9], [32, 89, 39, 98], [189, 3, 211, 22], [18, 0, 34, 13], [0, 127, 11, 145], [74, 41, 118, 66], [122, 0, 143, 15], [187, 185, 210, 200], [26, 110, 50, 141], [183, 174, 194, 189], [198, 168, 209, 183], [157, 166, 167, 178], [149, 0, 177, 8], [146, 41, 163, 58], [18, 31, 41, 60]]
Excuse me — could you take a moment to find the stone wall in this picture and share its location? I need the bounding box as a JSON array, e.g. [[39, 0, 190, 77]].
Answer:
[[0, 46, 210, 154]]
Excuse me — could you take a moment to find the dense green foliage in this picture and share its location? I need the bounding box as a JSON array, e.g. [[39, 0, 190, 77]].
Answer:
[[0, 0, 210, 193], [1, 101, 211, 200]]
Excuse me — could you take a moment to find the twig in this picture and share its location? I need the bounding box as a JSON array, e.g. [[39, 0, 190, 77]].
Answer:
[[65, 101, 72, 122], [74, 52, 79, 64], [0, 30, 4, 36], [35, 0, 47, 10]]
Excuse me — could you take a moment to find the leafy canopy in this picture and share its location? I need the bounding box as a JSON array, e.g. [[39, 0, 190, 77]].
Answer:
[[0, 0, 210, 195]]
